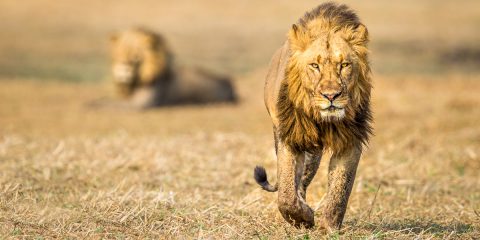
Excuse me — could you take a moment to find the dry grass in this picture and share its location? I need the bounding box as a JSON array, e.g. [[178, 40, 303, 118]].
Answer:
[[1, 0, 480, 239], [1, 73, 480, 239]]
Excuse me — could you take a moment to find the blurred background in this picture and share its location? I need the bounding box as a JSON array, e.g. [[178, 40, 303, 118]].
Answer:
[[1, 0, 479, 81], [0, 0, 479, 238]]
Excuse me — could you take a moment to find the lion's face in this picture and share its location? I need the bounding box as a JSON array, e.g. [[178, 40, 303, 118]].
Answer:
[[111, 38, 143, 88], [289, 24, 368, 122], [298, 34, 358, 121], [110, 29, 168, 97]]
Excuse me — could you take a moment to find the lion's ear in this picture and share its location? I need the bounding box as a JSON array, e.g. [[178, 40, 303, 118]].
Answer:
[[147, 35, 158, 48], [353, 23, 369, 44], [288, 24, 309, 51], [147, 34, 164, 50]]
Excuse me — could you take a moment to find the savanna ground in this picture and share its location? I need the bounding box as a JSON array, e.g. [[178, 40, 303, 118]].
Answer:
[[1, 0, 479, 239]]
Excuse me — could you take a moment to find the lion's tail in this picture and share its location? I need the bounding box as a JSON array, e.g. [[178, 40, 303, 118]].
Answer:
[[254, 166, 278, 192]]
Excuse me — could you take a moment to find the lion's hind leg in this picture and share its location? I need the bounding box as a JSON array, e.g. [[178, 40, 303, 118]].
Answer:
[[299, 151, 322, 199]]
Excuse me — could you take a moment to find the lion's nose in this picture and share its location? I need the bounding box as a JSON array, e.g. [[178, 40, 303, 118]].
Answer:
[[321, 90, 342, 101]]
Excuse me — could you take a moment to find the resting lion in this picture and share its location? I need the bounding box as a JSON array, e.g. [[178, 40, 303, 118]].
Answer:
[[254, 3, 372, 230], [102, 28, 236, 109]]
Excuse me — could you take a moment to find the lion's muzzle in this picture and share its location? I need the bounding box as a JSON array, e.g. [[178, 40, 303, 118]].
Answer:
[[321, 90, 342, 102], [113, 63, 136, 84], [313, 90, 347, 120]]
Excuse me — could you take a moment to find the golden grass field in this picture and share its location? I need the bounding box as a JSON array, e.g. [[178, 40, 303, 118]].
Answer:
[[1, 0, 480, 239]]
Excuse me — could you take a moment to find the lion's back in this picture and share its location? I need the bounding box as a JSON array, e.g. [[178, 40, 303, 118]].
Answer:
[[264, 42, 290, 126], [162, 67, 236, 105]]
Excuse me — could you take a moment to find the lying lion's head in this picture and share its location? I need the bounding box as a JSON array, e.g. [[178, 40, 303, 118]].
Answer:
[[285, 5, 371, 122], [110, 28, 171, 97]]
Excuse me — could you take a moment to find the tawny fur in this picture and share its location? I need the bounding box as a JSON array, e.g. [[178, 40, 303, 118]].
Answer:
[[99, 27, 236, 109], [254, 2, 372, 230]]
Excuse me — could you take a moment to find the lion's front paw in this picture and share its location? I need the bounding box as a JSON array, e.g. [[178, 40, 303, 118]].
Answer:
[[279, 203, 315, 228]]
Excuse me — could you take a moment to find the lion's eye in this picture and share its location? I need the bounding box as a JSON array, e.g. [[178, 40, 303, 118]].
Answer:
[[341, 62, 350, 68], [310, 63, 319, 69]]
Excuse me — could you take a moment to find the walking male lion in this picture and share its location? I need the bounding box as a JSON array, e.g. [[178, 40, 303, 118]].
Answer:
[[254, 3, 372, 230], [104, 28, 236, 109]]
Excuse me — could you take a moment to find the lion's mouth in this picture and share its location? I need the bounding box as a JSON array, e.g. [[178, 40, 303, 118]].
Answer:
[[320, 106, 346, 120], [327, 106, 340, 111], [320, 104, 344, 111]]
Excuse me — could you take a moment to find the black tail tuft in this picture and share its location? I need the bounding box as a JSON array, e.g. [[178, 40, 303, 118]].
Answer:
[[254, 165, 267, 183], [254, 166, 278, 192]]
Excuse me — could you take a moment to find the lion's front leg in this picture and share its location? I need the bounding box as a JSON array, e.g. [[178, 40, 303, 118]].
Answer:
[[320, 144, 362, 231], [276, 140, 314, 228]]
